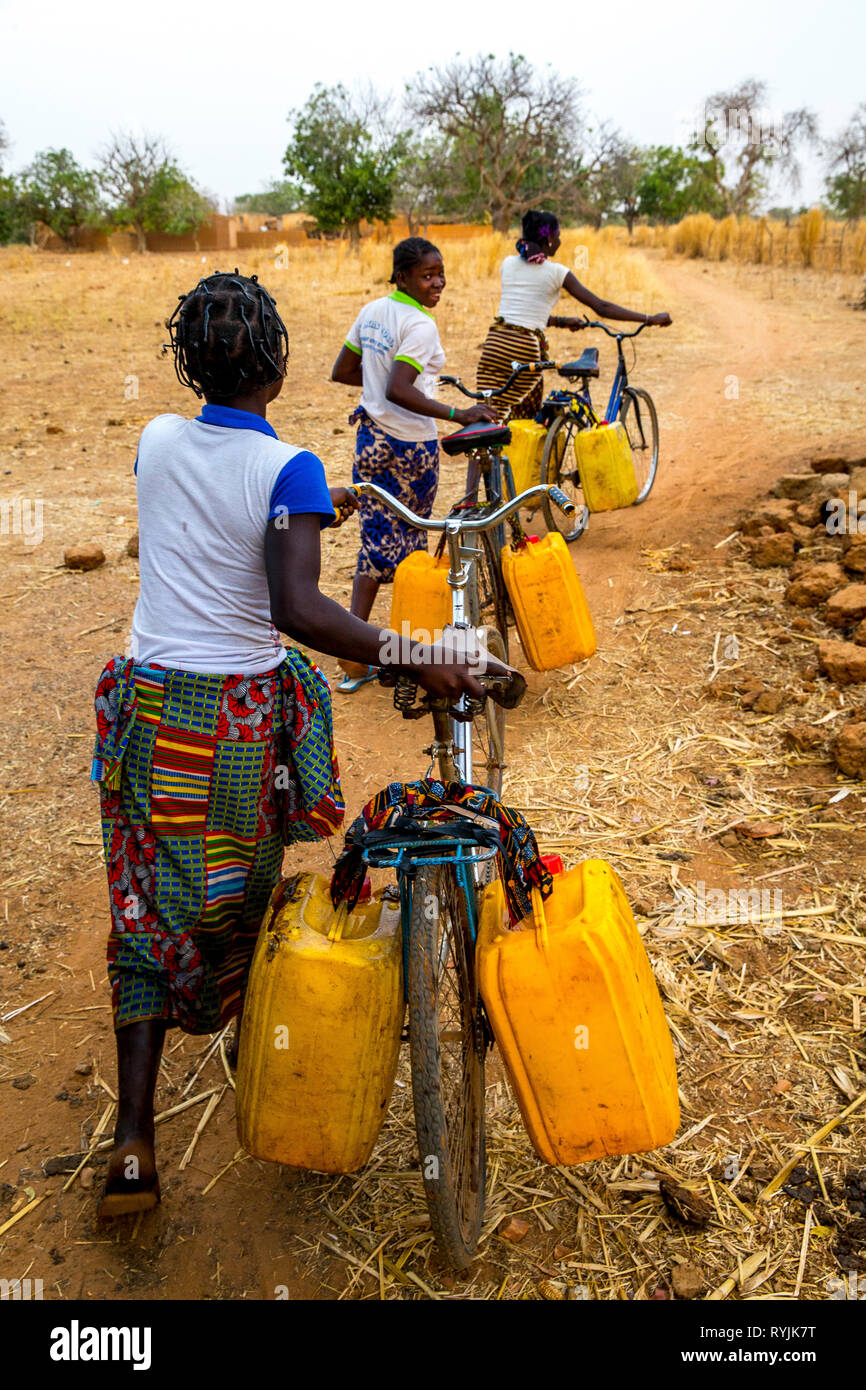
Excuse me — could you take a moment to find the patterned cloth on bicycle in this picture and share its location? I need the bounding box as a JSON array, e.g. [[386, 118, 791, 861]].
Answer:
[[91, 650, 344, 1034], [350, 406, 439, 583], [330, 778, 554, 926], [476, 319, 550, 420]]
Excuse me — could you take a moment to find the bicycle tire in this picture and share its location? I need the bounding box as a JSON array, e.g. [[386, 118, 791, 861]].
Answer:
[[408, 861, 486, 1271], [466, 531, 510, 660], [468, 625, 507, 799], [540, 413, 590, 543], [619, 386, 659, 503]]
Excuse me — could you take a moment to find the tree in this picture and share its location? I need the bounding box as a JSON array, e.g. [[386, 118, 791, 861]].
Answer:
[[697, 79, 818, 215], [18, 148, 101, 247], [406, 53, 583, 231], [99, 132, 211, 252], [283, 84, 403, 246], [573, 127, 643, 229], [392, 136, 456, 234], [0, 120, 27, 244], [824, 103, 866, 221], [637, 145, 726, 223], [234, 181, 302, 218]]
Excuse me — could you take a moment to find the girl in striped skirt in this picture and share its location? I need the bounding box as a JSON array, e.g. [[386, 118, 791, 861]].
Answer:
[[477, 210, 672, 418]]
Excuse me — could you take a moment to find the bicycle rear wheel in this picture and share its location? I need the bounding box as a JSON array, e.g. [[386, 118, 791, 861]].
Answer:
[[540, 413, 590, 543], [619, 386, 659, 503], [408, 861, 486, 1271]]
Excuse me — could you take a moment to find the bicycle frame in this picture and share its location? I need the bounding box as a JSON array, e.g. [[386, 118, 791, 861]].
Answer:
[[350, 478, 569, 785]]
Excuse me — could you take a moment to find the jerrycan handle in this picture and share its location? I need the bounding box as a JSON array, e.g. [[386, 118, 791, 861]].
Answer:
[[530, 887, 549, 951], [327, 902, 350, 944]]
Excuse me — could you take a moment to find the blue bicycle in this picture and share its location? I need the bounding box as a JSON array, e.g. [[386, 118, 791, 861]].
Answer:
[[538, 318, 661, 543]]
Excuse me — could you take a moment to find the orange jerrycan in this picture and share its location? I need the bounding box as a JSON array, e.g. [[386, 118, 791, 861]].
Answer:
[[574, 422, 638, 512], [389, 549, 452, 645], [236, 872, 404, 1174], [500, 532, 596, 671], [505, 419, 547, 496], [477, 860, 679, 1165]]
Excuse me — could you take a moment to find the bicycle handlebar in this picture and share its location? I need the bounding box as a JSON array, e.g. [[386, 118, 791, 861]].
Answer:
[[575, 317, 652, 340], [439, 359, 541, 401], [348, 481, 575, 532]]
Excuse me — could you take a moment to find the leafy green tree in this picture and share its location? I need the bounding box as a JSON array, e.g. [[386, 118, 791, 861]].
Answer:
[[234, 181, 302, 217], [283, 85, 402, 245], [18, 147, 101, 247], [99, 132, 212, 252], [824, 103, 866, 220], [406, 53, 583, 232], [637, 145, 725, 222], [0, 121, 27, 244]]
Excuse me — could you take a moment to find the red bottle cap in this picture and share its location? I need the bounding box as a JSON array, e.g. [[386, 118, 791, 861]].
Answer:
[[527, 535, 540, 544], [541, 853, 564, 876]]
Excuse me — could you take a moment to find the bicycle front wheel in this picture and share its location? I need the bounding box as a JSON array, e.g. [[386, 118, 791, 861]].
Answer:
[[540, 413, 590, 543], [471, 625, 507, 799], [466, 532, 510, 660], [619, 386, 659, 503], [408, 861, 486, 1271]]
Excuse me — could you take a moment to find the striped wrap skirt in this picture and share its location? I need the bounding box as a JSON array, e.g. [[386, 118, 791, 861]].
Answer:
[[476, 318, 550, 420]]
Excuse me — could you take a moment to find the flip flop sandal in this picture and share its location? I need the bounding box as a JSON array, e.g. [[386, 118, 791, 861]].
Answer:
[[336, 666, 377, 693], [97, 1176, 161, 1219], [97, 1137, 161, 1218]]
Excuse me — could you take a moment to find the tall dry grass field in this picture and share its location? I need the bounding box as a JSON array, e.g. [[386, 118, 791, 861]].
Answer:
[[638, 212, 866, 275]]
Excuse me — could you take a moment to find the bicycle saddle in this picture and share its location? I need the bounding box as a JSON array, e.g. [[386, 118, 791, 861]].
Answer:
[[441, 421, 512, 457], [559, 348, 600, 379]]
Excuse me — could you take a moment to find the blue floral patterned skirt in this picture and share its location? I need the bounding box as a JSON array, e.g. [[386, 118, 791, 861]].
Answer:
[[350, 408, 439, 583]]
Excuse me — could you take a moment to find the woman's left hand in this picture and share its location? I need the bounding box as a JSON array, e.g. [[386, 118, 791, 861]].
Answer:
[[328, 487, 360, 528]]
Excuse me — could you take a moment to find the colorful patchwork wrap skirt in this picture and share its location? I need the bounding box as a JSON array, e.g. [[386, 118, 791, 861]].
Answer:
[[350, 406, 439, 583], [91, 651, 344, 1034], [476, 319, 550, 420]]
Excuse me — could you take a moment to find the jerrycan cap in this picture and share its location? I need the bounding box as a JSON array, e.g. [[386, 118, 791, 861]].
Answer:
[[541, 853, 564, 875], [527, 535, 540, 544]]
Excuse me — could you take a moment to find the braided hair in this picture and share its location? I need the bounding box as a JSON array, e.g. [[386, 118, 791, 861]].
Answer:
[[165, 269, 289, 400], [388, 236, 441, 285], [516, 211, 560, 264]]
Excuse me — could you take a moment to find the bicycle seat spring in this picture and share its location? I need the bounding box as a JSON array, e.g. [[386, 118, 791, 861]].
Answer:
[[394, 676, 419, 712]]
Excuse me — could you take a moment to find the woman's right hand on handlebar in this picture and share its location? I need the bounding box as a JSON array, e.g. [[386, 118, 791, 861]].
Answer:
[[455, 403, 498, 426]]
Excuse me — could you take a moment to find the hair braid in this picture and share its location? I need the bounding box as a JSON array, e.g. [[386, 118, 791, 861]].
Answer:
[[165, 269, 289, 400]]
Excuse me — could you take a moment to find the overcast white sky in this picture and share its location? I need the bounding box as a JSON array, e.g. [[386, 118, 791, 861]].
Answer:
[[1, 0, 863, 210]]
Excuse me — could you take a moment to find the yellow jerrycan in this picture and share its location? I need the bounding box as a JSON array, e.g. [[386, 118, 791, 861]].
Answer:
[[574, 422, 638, 512], [505, 420, 547, 496], [500, 532, 596, 672], [389, 549, 452, 644], [236, 872, 404, 1174], [477, 860, 679, 1165]]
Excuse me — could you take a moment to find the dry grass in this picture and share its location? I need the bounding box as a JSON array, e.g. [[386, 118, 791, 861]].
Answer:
[[640, 212, 866, 275]]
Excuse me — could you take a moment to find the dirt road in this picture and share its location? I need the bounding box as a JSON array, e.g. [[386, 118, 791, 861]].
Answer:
[[1, 248, 864, 1300]]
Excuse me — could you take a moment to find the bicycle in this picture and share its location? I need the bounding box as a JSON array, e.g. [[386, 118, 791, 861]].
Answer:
[[537, 318, 660, 543], [346, 478, 575, 1270], [436, 361, 550, 662]]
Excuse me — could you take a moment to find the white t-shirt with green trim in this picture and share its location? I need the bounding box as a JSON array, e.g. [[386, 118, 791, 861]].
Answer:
[[498, 255, 570, 332], [345, 291, 446, 442]]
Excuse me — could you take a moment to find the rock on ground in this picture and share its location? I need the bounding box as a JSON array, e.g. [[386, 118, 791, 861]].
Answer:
[[832, 719, 866, 778], [825, 584, 866, 629], [64, 544, 105, 571], [746, 532, 796, 567], [818, 639, 866, 685], [785, 562, 846, 607]]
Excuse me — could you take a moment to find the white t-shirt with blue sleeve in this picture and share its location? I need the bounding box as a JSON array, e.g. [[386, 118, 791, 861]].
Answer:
[[130, 404, 335, 676]]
